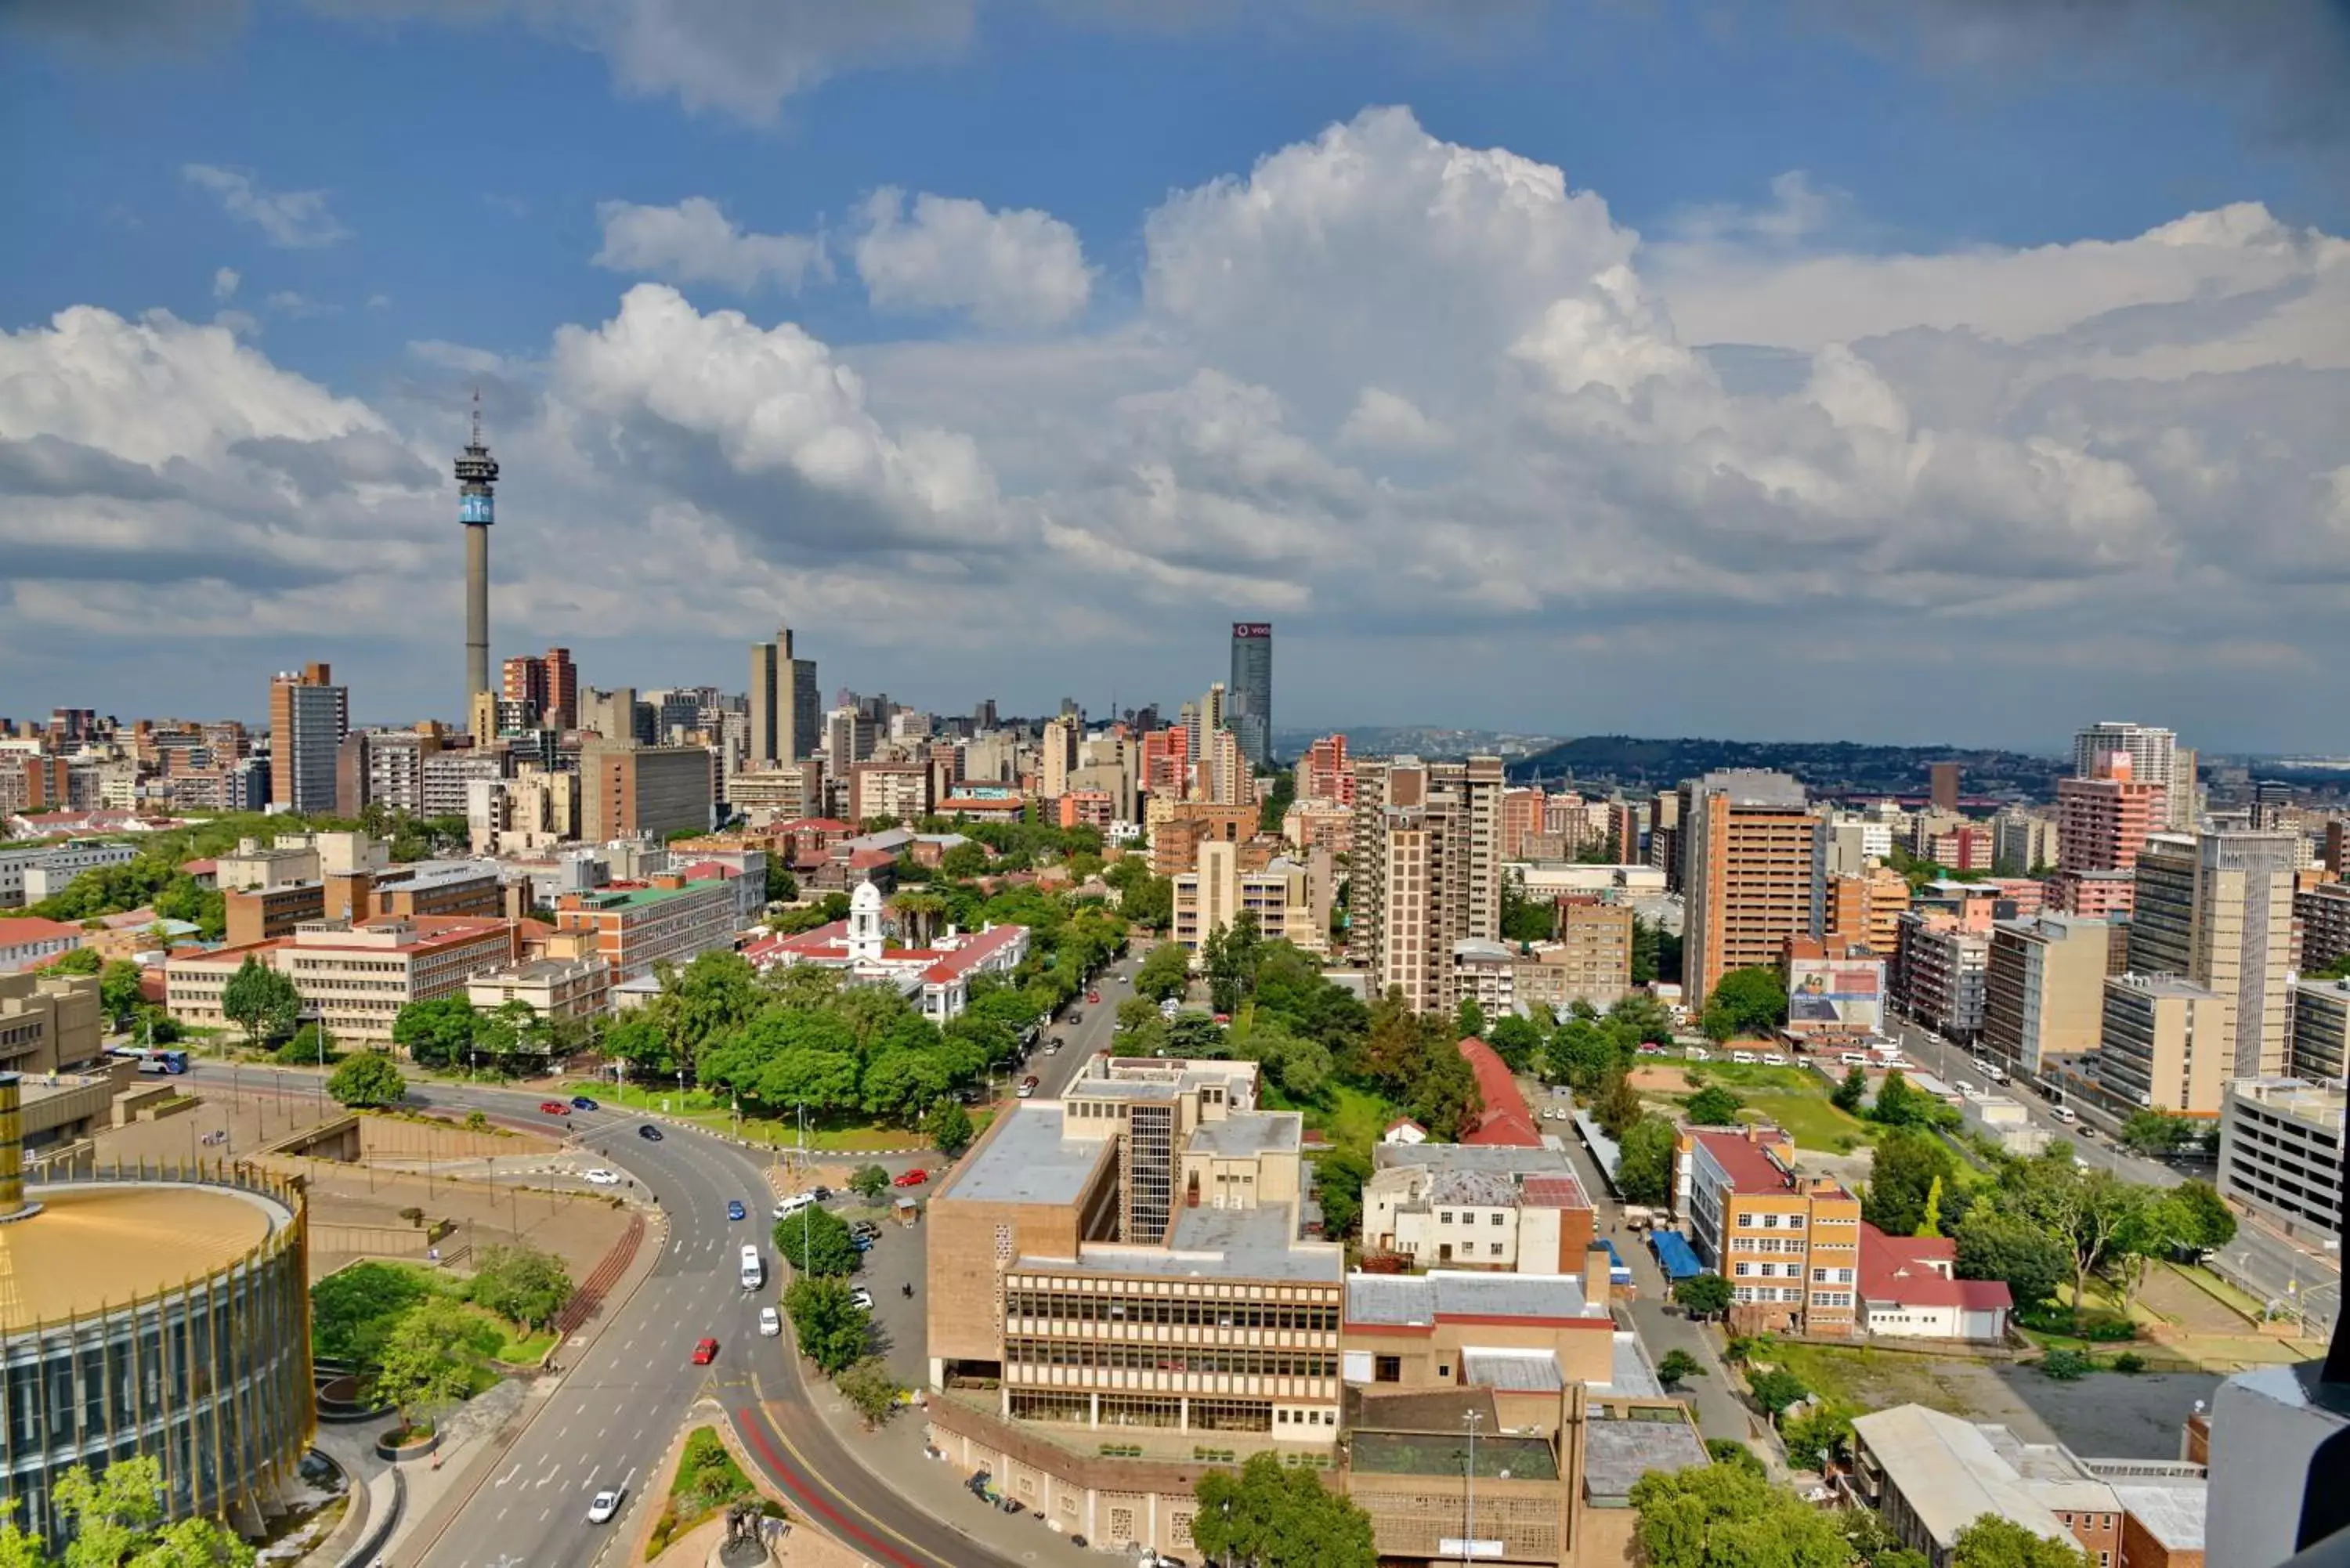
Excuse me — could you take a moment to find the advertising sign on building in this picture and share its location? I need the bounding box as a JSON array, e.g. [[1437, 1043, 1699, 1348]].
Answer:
[[1231, 623, 1272, 638], [1787, 956, 1885, 1031]]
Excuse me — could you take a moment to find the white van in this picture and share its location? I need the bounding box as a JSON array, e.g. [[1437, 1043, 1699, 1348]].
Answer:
[[1986, 1064, 2010, 1086], [739, 1245, 765, 1291], [773, 1191, 817, 1220], [1730, 1051, 1759, 1065], [1838, 1052, 1868, 1067], [2050, 1105, 2077, 1125]]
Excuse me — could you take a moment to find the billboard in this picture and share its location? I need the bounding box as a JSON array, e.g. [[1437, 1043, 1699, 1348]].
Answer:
[[1787, 956, 1884, 1031], [1231, 622, 1272, 638]]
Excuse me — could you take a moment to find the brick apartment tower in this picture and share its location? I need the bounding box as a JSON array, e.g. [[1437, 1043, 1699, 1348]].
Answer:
[[1348, 755, 1505, 1013], [1678, 770, 1819, 1008], [268, 663, 347, 815], [2053, 753, 2162, 915]]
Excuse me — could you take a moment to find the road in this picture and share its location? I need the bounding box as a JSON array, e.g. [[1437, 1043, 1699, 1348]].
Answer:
[[1888, 1017, 2339, 1330], [396, 1072, 1058, 1568]]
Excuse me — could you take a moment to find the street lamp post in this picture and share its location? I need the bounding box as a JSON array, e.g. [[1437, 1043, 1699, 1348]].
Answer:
[[1460, 1407, 1484, 1563]]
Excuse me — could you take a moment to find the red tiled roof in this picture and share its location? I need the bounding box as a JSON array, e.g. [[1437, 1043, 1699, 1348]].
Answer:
[[181, 859, 218, 875], [674, 861, 739, 881], [1456, 1036, 1542, 1148], [1859, 1222, 2012, 1313], [1518, 1174, 1592, 1211], [846, 847, 898, 869], [0, 917, 85, 946], [1693, 1129, 1798, 1193]]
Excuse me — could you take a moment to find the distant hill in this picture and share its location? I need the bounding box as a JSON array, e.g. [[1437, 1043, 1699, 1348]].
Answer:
[[1271, 726, 1562, 761], [1506, 735, 2066, 800]]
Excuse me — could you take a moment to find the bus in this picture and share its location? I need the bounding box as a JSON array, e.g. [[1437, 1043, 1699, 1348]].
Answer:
[[106, 1046, 190, 1075]]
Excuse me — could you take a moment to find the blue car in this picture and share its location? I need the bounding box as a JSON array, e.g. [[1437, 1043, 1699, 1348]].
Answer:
[[571, 1095, 598, 1111], [726, 1200, 747, 1221]]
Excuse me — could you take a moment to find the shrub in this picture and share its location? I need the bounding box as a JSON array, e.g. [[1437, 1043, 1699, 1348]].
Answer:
[[2112, 1351, 2147, 1374], [2040, 1349, 2092, 1381], [1706, 1438, 1764, 1475]]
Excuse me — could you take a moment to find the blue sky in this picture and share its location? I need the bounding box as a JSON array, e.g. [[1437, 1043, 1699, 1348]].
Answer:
[[3, 1, 2348, 750]]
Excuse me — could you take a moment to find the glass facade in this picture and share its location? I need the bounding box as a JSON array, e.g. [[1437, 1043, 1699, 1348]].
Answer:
[[1, 1171, 312, 1552]]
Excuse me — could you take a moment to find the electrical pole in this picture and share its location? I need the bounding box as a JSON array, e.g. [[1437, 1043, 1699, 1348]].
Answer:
[[1462, 1407, 1483, 1563]]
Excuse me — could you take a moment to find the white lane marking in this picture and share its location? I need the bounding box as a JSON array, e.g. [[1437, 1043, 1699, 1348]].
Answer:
[[540, 1506, 551, 1522], [494, 1463, 520, 1487]]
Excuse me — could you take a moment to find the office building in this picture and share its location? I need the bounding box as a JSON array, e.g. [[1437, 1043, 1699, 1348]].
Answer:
[[1039, 716, 1079, 800], [0, 971, 100, 1075], [1673, 1125, 1860, 1336], [0, 1089, 315, 1555], [1148, 800, 1256, 878], [823, 706, 876, 769], [2073, 721, 2182, 814], [465, 940, 611, 1023], [2098, 974, 2234, 1115], [1821, 865, 1911, 955], [1982, 916, 2113, 1077], [1298, 734, 1350, 804], [0, 918, 83, 974], [1678, 771, 1818, 1007], [577, 685, 637, 744], [749, 625, 821, 765], [554, 871, 746, 983], [1929, 761, 1961, 813], [334, 728, 440, 818], [1349, 756, 1506, 1014], [1991, 808, 2060, 877], [268, 662, 348, 813], [2129, 829, 2299, 1079], [1171, 840, 1323, 959], [848, 761, 933, 823], [2291, 977, 2350, 1086], [168, 915, 528, 1045], [0, 838, 140, 910], [579, 740, 714, 843], [2216, 1076, 2343, 1243], [419, 750, 507, 818], [1227, 622, 1273, 768]]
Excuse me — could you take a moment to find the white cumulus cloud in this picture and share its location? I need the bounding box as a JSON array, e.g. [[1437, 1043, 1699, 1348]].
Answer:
[[593, 197, 830, 294], [852, 188, 1092, 330]]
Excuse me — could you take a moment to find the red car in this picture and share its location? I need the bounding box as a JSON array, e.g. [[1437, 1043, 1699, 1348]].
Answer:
[[893, 1169, 928, 1187], [1087, 990, 1101, 1004], [539, 1100, 568, 1115], [691, 1337, 719, 1365]]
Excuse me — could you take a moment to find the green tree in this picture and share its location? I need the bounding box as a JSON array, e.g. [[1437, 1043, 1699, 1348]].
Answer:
[[1202, 910, 1264, 1014], [700, 1006, 861, 1115], [1403, 1030, 1481, 1140], [783, 1276, 870, 1375], [2118, 1109, 2197, 1156], [391, 995, 478, 1069], [939, 840, 991, 880], [1593, 1070, 1644, 1140], [2000, 1154, 2143, 1329], [96, 959, 146, 1024], [52, 1454, 258, 1568], [374, 1297, 489, 1433], [1656, 1348, 1705, 1387], [1133, 941, 1192, 1003], [773, 1203, 858, 1277], [1629, 1461, 1853, 1568], [1864, 1128, 1958, 1237], [1915, 1172, 1947, 1238], [1499, 871, 1556, 943], [1780, 1408, 1853, 1470], [466, 1245, 573, 1331], [1484, 1012, 1544, 1072], [2165, 1179, 2236, 1253], [1673, 1273, 1734, 1320], [309, 1260, 432, 1367], [1546, 1014, 1622, 1092], [848, 1163, 891, 1202], [1312, 1148, 1374, 1241], [1616, 1115, 1677, 1205], [274, 1022, 341, 1067], [835, 1356, 903, 1427], [1192, 1451, 1377, 1568], [765, 862, 800, 905], [52, 946, 103, 976], [219, 954, 301, 1048], [1700, 965, 1787, 1042], [1748, 1367, 1811, 1417], [1455, 995, 1487, 1041], [1831, 1065, 1867, 1113], [1684, 1086, 1742, 1127], [1954, 1209, 2070, 1312], [600, 1008, 674, 1082], [327, 1053, 406, 1108], [1950, 1513, 2095, 1567], [923, 1098, 974, 1157]]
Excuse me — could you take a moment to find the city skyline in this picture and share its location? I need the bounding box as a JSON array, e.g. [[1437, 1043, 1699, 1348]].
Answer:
[[3, 4, 2348, 747]]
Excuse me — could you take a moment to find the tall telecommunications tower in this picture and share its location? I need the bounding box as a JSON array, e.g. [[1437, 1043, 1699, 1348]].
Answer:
[[454, 391, 500, 714]]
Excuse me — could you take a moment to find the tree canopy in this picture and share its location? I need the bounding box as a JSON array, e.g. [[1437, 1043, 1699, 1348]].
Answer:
[[220, 956, 300, 1047], [1700, 966, 1787, 1042], [1191, 1452, 1377, 1568], [327, 1053, 406, 1108], [1629, 1460, 1854, 1568]]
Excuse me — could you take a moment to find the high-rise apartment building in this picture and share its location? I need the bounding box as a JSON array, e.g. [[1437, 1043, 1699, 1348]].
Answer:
[[1982, 915, 2112, 1076], [1500, 789, 1547, 862], [1990, 808, 2060, 877], [1182, 683, 1225, 773], [1227, 623, 1273, 768], [1039, 716, 1079, 800], [267, 663, 347, 815], [577, 686, 636, 745], [1140, 725, 1189, 798], [1347, 756, 1504, 1013], [1929, 761, 1961, 813], [822, 706, 876, 769], [2052, 753, 2162, 915], [2073, 721, 2177, 800], [1677, 771, 1818, 1007], [2289, 977, 2350, 1086], [1299, 733, 1350, 804], [749, 626, 819, 764], [2128, 829, 2300, 1079]]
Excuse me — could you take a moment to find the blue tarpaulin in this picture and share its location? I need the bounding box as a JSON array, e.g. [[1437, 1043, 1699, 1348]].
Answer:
[[1648, 1230, 1702, 1281], [1597, 1237, 1634, 1284]]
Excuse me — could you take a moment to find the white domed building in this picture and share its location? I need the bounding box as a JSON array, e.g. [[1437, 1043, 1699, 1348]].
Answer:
[[741, 883, 1029, 1021]]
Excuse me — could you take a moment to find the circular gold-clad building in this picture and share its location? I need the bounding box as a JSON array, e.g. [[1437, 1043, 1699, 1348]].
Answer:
[[0, 1072, 312, 1549]]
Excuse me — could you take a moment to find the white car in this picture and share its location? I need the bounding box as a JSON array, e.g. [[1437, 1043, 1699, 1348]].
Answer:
[[583, 1169, 621, 1186], [588, 1487, 624, 1524], [758, 1306, 782, 1337], [849, 1287, 875, 1310], [1954, 1079, 1976, 1095]]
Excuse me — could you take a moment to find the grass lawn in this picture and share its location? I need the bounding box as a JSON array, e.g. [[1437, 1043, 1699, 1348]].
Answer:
[[1263, 1080, 1401, 1154], [1734, 1091, 1876, 1152], [1768, 1342, 1993, 1422]]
